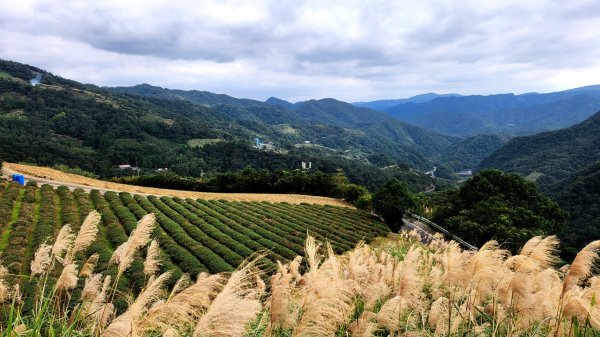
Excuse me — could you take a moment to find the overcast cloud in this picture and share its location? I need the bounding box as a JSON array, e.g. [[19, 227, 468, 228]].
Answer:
[[1, 0, 600, 102]]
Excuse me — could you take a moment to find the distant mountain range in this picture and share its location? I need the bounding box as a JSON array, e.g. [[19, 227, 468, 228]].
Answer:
[[353, 93, 461, 111], [355, 86, 600, 137]]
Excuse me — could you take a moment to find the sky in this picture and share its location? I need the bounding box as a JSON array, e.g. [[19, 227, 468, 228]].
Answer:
[[1, 0, 600, 102]]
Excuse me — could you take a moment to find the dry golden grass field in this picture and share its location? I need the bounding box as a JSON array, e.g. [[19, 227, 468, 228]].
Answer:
[[2, 162, 352, 207]]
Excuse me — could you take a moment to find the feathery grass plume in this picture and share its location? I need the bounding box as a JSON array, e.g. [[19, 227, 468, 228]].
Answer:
[[466, 241, 509, 304], [561, 286, 600, 329], [52, 224, 75, 262], [347, 247, 370, 285], [141, 273, 226, 335], [193, 260, 263, 337], [104, 271, 171, 337], [79, 253, 99, 278], [363, 282, 391, 311], [392, 245, 421, 303], [562, 240, 600, 292], [30, 242, 53, 276], [86, 275, 115, 330], [293, 241, 356, 337], [111, 213, 155, 278], [82, 273, 103, 302], [169, 273, 191, 299], [520, 235, 560, 269], [55, 263, 79, 292], [269, 262, 297, 330], [288, 256, 302, 281], [304, 235, 321, 280], [377, 295, 411, 332], [467, 240, 507, 277], [439, 241, 472, 287], [12, 283, 22, 305], [66, 211, 100, 263], [522, 268, 562, 324], [504, 254, 542, 274], [348, 311, 377, 337], [128, 213, 156, 253], [143, 239, 161, 276], [428, 296, 462, 336]]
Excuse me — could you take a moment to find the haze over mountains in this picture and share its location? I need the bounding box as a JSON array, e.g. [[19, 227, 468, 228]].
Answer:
[[355, 86, 600, 137]]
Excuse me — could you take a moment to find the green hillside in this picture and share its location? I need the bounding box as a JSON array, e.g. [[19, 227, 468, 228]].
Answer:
[[107, 84, 459, 170], [437, 134, 508, 171], [0, 180, 388, 291], [478, 110, 600, 191], [551, 161, 600, 258], [0, 60, 449, 191]]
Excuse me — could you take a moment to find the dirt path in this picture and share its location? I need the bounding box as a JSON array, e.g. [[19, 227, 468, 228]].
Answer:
[[2, 162, 353, 208]]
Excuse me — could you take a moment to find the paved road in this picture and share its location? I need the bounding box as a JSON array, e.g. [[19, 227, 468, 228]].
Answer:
[[401, 218, 437, 244]]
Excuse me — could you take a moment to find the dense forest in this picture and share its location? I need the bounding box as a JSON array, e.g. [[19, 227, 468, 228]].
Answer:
[[551, 161, 600, 258], [431, 170, 568, 254], [479, 110, 600, 191]]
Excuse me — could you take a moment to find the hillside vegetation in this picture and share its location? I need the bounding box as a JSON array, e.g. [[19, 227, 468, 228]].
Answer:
[[1, 209, 599, 336], [0, 60, 455, 190], [551, 161, 600, 258], [479, 110, 600, 191], [109, 84, 459, 170]]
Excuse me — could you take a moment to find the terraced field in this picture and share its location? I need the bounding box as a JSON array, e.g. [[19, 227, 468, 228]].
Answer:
[[0, 180, 388, 288]]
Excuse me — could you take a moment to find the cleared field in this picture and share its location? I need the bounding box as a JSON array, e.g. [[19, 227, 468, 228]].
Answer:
[[0, 181, 389, 291], [2, 162, 352, 207]]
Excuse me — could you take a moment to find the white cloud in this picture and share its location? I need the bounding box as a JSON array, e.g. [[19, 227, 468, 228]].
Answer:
[[1, 0, 599, 101]]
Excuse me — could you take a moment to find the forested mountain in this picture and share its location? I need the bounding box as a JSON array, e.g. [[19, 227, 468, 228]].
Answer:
[[550, 161, 600, 258], [438, 134, 508, 171], [383, 87, 600, 137], [107, 83, 460, 170], [109, 83, 267, 109], [478, 111, 600, 191], [0, 59, 450, 191]]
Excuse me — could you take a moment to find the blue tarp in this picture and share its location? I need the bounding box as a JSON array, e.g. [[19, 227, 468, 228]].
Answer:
[[11, 174, 25, 185]]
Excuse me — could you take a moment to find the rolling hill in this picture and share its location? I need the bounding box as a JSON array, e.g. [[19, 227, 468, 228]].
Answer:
[[478, 110, 600, 191], [0, 59, 448, 191], [107, 84, 459, 169]]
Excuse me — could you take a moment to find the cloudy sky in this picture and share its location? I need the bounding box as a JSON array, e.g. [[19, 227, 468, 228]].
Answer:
[[1, 0, 600, 102]]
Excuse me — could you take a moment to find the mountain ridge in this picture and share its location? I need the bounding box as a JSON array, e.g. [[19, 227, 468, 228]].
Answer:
[[381, 87, 600, 137]]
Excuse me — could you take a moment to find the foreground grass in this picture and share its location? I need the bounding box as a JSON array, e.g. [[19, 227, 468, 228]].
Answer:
[[1, 212, 600, 336]]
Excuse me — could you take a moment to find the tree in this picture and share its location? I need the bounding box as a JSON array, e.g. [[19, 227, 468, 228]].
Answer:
[[432, 169, 568, 253], [372, 178, 419, 232]]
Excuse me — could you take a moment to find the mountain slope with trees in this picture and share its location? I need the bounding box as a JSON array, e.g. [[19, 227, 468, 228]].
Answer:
[[383, 87, 600, 137], [107, 84, 459, 170], [0, 59, 445, 191], [478, 111, 600, 191], [550, 161, 600, 259]]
